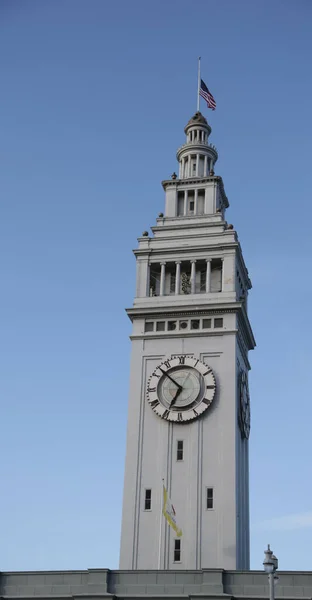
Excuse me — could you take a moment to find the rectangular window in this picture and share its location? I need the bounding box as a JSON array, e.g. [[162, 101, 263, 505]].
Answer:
[[144, 489, 152, 510], [206, 487, 214, 510], [156, 321, 165, 331], [202, 318, 212, 328], [177, 440, 183, 461], [174, 539, 181, 562], [189, 200, 194, 212], [214, 318, 223, 328], [145, 322, 154, 332]]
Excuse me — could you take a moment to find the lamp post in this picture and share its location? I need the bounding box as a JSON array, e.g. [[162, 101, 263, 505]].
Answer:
[[263, 545, 279, 600]]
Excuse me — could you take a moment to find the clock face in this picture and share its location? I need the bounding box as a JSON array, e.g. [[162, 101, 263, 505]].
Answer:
[[146, 355, 216, 423], [238, 370, 250, 439]]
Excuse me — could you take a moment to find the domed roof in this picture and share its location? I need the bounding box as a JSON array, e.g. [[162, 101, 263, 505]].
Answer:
[[186, 111, 207, 125], [184, 111, 211, 133]]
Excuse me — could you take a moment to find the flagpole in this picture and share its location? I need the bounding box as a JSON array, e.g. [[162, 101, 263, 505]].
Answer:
[[197, 56, 201, 111], [157, 479, 164, 569]]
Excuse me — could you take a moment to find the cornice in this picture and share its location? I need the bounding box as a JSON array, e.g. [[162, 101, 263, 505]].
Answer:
[[150, 218, 228, 233], [127, 303, 239, 320], [176, 142, 218, 162], [134, 240, 239, 258], [130, 329, 237, 341]]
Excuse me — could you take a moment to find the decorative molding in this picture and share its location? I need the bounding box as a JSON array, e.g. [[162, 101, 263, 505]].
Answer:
[[130, 330, 237, 341]]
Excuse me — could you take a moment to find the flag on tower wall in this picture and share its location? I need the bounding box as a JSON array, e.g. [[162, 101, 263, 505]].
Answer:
[[199, 79, 216, 110], [162, 485, 182, 537]]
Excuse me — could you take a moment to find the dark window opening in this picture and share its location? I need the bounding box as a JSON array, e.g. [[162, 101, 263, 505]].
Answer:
[[177, 440, 184, 461], [206, 487, 213, 510], [145, 489, 152, 510], [214, 318, 223, 328], [203, 318, 212, 328], [177, 191, 184, 216], [174, 539, 181, 562], [170, 273, 176, 294]]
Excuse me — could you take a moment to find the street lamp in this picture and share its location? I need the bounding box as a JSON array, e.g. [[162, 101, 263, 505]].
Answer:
[[263, 545, 279, 600]]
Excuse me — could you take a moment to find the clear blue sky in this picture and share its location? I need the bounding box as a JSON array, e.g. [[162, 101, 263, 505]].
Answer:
[[1, 0, 312, 572]]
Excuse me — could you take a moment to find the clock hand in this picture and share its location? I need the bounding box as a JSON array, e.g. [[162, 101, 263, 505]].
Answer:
[[171, 372, 193, 408], [159, 367, 182, 390], [170, 386, 182, 408]]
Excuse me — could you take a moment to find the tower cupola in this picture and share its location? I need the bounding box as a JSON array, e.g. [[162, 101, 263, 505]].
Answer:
[[177, 111, 218, 178]]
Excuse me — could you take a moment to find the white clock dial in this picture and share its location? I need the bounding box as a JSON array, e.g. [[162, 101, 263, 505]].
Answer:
[[147, 356, 216, 423]]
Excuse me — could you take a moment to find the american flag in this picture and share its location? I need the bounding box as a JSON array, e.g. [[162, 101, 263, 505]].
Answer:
[[199, 79, 216, 110]]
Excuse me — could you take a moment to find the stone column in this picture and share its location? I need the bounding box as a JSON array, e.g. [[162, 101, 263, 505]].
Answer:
[[175, 261, 181, 295], [160, 262, 166, 296], [221, 257, 225, 292], [204, 155, 208, 176], [194, 189, 198, 215], [184, 189, 188, 215], [181, 158, 185, 179], [196, 154, 199, 177], [190, 260, 196, 294], [188, 157, 192, 178], [206, 259, 211, 293]]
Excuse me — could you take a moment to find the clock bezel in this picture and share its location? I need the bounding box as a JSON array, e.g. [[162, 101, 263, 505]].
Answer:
[[146, 355, 216, 423]]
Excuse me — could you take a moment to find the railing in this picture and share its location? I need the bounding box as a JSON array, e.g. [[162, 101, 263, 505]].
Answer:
[[176, 141, 218, 154]]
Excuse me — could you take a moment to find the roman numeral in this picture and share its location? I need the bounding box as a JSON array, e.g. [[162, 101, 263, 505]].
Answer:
[[193, 409, 198, 417], [202, 398, 210, 405], [153, 372, 160, 378], [148, 387, 156, 393], [177, 412, 183, 421], [206, 385, 215, 389], [149, 399, 159, 409], [194, 359, 199, 367], [163, 360, 171, 369], [203, 369, 212, 376], [178, 356, 186, 365], [162, 409, 170, 419]]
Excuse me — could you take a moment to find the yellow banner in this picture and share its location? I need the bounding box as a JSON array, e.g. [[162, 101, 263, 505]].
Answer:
[[162, 485, 182, 537]]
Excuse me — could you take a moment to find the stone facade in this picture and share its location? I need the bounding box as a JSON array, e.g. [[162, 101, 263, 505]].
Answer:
[[120, 112, 255, 570], [2, 569, 312, 599]]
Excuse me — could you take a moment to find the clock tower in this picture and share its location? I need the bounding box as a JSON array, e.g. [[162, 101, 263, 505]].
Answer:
[[119, 112, 255, 571]]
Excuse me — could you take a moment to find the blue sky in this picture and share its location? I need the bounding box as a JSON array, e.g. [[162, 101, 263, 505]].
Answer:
[[1, 0, 312, 572]]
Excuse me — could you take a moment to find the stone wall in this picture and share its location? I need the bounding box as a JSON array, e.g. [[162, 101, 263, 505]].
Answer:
[[1, 569, 312, 599]]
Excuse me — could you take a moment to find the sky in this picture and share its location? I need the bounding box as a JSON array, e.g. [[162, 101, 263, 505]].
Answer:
[[1, 0, 312, 573]]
